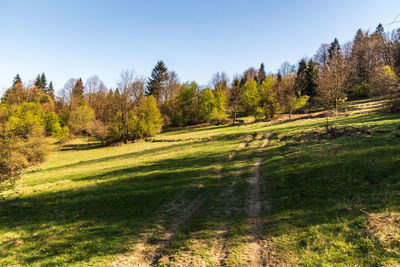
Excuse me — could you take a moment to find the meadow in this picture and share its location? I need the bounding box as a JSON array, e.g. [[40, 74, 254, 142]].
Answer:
[[1, 100, 400, 266]]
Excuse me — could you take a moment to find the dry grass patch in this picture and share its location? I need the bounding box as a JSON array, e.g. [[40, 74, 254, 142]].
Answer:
[[368, 212, 400, 255]]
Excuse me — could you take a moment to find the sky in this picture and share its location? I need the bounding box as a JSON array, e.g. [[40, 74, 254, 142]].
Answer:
[[0, 0, 399, 94]]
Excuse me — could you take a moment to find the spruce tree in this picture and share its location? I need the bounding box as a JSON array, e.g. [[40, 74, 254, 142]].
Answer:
[[40, 73, 47, 91], [375, 23, 384, 35], [12, 74, 22, 88], [47, 81, 55, 98], [146, 60, 169, 103], [258, 63, 267, 84], [71, 78, 85, 106], [305, 60, 319, 100], [328, 38, 340, 58], [295, 59, 308, 95]]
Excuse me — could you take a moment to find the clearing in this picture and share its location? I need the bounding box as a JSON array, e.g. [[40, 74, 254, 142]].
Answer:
[[1, 99, 400, 266]]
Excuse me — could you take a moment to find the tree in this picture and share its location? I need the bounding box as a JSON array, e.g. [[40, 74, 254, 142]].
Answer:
[[12, 74, 22, 88], [130, 96, 163, 139], [375, 23, 384, 35], [44, 112, 69, 140], [241, 80, 262, 120], [146, 60, 169, 103], [34, 73, 47, 91], [175, 81, 200, 126], [313, 43, 330, 70], [317, 48, 347, 112], [258, 63, 267, 84], [199, 88, 217, 123], [259, 75, 278, 118], [47, 81, 55, 99], [67, 101, 95, 135], [328, 38, 341, 59], [228, 77, 243, 124], [305, 60, 319, 106], [211, 72, 230, 93], [295, 59, 308, 95], [278, 74, 309, 119]]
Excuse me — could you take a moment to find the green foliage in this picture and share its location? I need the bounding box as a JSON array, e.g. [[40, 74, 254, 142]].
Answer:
[[241, 80, 261, 119], [259, 75, 278, 119], [7, 102, 45, 138], [131, 96, 163, 139], [107, 96, 162, 143], [146, 60, 169, 102], [175, 81, 200, 126], [350, 81, 369, 99], [45, 112, 69, 140], [199, 88, 217, 122], [67, 101, 95, 135]]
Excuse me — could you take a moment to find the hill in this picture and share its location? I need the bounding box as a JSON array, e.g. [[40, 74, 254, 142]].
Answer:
[[1, 99, 400, 266]]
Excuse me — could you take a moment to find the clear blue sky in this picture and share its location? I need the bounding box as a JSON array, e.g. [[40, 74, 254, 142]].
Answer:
[[0, 0, 399, 93]]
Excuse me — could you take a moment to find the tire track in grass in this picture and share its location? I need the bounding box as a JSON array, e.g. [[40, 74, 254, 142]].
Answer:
[[223, 133, 281, 266], [155, 136, 256, 266]]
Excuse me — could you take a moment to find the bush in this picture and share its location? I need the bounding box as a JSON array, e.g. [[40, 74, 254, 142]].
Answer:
[[106, 96, 162, 143], [45, 112, 69, 141], [86, 120, 108, 143], [7, 102, 45, 138], [67, 101, 95, 135]]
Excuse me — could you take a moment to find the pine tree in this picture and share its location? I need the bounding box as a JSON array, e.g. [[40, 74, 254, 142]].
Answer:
[[258, 63, 267, 84], [295, 59, 308, 95], [71, 78, 85, 106], [146, 60, 169, 103], [40, 73, 47, 91], [34, 74, 41, 88], [375, 23, 384, 35], [328, 38, 341, 59], [12, 74, 22, 88], [47, 81, 55, 99], [305, 60, 319, 100]]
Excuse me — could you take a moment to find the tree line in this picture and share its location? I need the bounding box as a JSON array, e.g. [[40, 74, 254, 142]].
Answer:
[[1, 24, 400, 195]]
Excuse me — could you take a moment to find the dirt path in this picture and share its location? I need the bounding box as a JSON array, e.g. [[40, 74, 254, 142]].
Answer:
[[241, 133, 280, 266]]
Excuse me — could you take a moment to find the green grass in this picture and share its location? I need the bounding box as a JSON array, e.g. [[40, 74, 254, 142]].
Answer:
[[1, 100, 400, 266]]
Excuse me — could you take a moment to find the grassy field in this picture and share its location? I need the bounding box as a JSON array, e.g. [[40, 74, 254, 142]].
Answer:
[[1, 100, 400, 266]]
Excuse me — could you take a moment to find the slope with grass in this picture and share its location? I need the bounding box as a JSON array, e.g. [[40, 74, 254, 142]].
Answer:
[[1, 100, 400, 266]]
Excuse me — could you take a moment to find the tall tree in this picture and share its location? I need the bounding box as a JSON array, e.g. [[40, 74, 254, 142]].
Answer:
[[12, 74, 22, 88], [305, 60, 319, 102], [375, 23, 384, 36], [228, 77, 243, 124], [34, 73, 47, 90], [329, 38, 341, 59], [146, 60, 169, 103], [47, 81, 55, 99], [295, 59, 308, 95], [258, 63, 267, 84]]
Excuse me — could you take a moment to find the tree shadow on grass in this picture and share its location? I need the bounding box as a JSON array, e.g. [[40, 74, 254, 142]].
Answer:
[[0, 150, 230, 265]]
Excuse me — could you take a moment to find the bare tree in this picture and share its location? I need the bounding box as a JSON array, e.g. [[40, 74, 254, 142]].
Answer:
[[317, 50, 347, 112], [313, 43, 330, 70], [211, 71, 230, 93], [279, 61, 297, 77]]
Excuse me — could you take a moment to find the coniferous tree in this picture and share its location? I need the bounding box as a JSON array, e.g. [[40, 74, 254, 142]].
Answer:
[[12, 74, 22, 88], [34, 73, 47, 90], [328, 38, 341, 59], [40, 73, 47, 90], [375, 23, 384, 36], [258, 63, 267, 84], [295, 59, 308, 95], [47, 81, 55, 99], [146, 60, 169, 103], [305, 60, 319, 103]]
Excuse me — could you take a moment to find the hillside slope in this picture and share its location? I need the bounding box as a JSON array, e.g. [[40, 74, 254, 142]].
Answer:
[[1, 100, 400, 266]]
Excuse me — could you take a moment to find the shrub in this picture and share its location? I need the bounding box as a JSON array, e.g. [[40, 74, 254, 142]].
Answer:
[[45, 112, 69, 141], [7, 102, 45, 138], [67, 101, 95, 135]]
